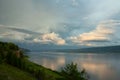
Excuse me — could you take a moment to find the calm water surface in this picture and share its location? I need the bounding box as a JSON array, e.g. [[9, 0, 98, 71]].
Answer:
[[28, 52, 120, 80]]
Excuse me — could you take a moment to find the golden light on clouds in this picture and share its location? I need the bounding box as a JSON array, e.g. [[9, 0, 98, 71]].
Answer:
[[69, 20, 120, 46], [33, 32, 66, 45]]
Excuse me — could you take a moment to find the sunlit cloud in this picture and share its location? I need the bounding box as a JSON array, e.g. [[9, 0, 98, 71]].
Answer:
[[69, 20, 120, 46], [33, 32, 66, 45]]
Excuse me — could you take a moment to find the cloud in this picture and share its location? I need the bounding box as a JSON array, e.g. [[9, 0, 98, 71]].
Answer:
[[0, 0, 120, 47], [0, 0, 66, 33], [33, 32, 66, 45], [0, 25, 34, 41], [69, 25, 113, 43], [69, 20, 120, 46], [0, 25, 65, 45], [82, 0, 120, 24], [100, 19, 120, 25], [0, 31, 31, 41], [72, 0, 78, 6]]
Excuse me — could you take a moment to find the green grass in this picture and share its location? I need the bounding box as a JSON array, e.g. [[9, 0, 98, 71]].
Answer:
[[0, 41, 62, 80], [24, 59, 62, 79], [0, 63, 36, 80], [0, 60, 62, 80]]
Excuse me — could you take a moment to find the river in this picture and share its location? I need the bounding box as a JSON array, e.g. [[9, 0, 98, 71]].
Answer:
[[28, 52, 120, 80]]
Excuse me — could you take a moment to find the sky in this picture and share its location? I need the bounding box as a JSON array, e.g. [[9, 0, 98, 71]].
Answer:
[[0, 0, 120, 49]]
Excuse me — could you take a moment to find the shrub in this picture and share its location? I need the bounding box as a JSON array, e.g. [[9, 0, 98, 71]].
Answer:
[[60, 62, 88, 80]]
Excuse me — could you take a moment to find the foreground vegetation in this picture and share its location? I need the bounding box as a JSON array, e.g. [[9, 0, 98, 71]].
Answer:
[[0, 63, 36, 80], [0, 41, 88, 80]]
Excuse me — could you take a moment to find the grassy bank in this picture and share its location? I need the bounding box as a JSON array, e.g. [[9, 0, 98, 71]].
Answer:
[[0, 63, 36, 80], [0, 61, 62, 80], [0, 41, 62, 80]]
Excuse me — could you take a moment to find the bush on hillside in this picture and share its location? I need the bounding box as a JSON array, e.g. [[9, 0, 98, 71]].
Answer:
[[60, 62, 89, 80]]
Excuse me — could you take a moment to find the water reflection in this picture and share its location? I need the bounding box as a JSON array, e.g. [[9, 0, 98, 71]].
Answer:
[[80, 62, 118, 80], [41, 56, 65, 70], [28, 52, 120, 80], [28, 52, 65, 70]]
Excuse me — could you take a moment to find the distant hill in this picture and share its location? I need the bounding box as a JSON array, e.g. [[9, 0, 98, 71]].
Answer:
[[54, 45, 120, 53], [20, 48, 31, 52], [78, 45, 120, 53]]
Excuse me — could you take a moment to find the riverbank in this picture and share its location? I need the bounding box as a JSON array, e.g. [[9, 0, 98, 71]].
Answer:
[[0, 41, 62, 80], [0, 41, 88, 80]]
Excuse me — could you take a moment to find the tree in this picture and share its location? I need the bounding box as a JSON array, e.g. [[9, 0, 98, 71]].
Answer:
[[60, 62, 88, 80]]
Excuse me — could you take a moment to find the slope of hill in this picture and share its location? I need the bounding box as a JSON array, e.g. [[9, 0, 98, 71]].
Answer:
[[0, 63, 36, 80], [0, 41, 62, 80]]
